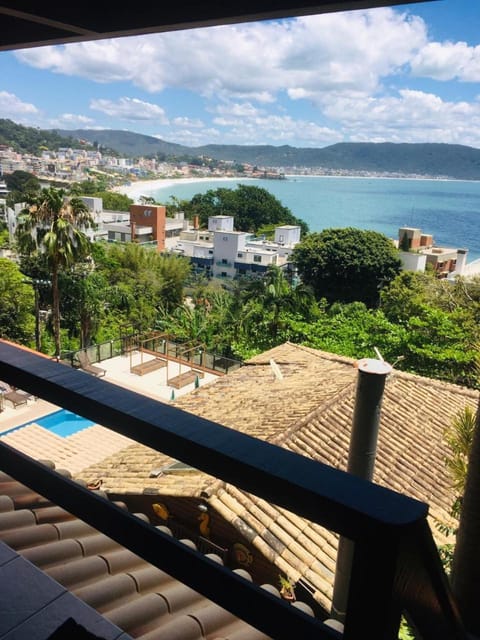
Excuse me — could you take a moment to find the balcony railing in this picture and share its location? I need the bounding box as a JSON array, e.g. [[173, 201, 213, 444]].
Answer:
[[0, 340, 467, 640]]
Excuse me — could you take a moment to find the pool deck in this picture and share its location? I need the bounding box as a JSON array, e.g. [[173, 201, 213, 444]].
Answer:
[[0, 350, 223, 475]]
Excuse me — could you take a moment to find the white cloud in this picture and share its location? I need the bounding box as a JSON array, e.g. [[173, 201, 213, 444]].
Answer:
[[10, 7, 480, 148], [90, 97, 169, 122], [214, 102, 261, 118], [14, 8, 427, 102], [0, 91, 39, 119], [323, 89, 480, 146], [168, 127, 221, 146], [212, 113, 341, 146], [52, 113, 95, 127], [411, 41, 480, 82], [172, 116, 204, 128]]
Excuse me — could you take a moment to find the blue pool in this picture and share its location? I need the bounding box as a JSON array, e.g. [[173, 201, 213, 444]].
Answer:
[[4, 409, 95, 438], [35, 409, 95, 437]]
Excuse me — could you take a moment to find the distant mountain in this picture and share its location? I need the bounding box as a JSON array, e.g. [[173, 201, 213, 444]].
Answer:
[[56, 128, 480, 180], [55, 128, 187, 159]]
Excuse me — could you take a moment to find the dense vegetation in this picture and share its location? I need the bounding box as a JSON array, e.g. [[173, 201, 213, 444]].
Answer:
[[0, 119, 96, 155], [292, 228, 401, 306], [2, 184, 480, 388], [169, 184, 309, 234]]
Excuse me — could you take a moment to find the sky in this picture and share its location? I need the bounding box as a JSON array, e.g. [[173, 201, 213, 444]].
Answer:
[[1, 0, 480, 149]]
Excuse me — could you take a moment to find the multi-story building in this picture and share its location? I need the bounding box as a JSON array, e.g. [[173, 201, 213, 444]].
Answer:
[[397, 226, 478, 278], [173, 215, 301, 279]]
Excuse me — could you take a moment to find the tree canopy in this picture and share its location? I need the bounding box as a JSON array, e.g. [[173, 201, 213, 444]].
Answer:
[[292, 227, 402, 307], [15, 187, 95, 355], [0, 258, 34, 344], [179, 184, 309, 235]]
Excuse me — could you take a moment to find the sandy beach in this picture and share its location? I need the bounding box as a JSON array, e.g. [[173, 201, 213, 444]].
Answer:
[[113, 176, 249, 201]]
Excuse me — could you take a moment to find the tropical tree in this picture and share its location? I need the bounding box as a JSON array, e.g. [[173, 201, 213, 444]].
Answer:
[[60, 269, 107, 348], [444, 406, 477, 523], [183, 185, 309, 234], [292, 227, 402, 307], [450, 356, 480, 635], [240, 265, 316, 341], [15, 187, 95, 356], [0, 258, 35, 344]]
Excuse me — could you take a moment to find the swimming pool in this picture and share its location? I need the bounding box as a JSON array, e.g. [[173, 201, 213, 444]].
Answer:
[[3, 409, 95, 438], [35, 409, 96, 437]]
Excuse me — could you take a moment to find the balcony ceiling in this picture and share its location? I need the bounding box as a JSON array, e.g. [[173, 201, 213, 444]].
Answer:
[[0, 1, 432, 51]]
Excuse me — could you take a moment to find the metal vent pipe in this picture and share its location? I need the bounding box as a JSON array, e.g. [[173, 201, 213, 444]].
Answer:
[[331, 357, 392, 623]]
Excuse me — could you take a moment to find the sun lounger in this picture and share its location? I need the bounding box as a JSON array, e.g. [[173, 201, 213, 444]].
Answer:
[[168, 370, 204, 389], [131, 357, 167, 376], [77, 351, 106, 377], [3, 389, 30, 408]]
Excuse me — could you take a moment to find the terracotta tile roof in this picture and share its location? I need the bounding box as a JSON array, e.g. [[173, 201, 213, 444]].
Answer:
[[76, 343, 479, 611], [81, 444, 215, 496], [0, 466, 312, 638], [1, 425, 134, 476]]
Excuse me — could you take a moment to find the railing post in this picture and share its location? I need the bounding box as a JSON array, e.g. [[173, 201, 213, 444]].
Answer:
[[343, 537, 402, 640]]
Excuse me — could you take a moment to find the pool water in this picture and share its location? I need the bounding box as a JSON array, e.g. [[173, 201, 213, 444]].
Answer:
[[35, 409, 95, 437], [2, 409, 96, 438]]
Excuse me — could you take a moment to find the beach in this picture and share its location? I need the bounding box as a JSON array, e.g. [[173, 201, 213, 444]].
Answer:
[[114, 176, 246, 201]]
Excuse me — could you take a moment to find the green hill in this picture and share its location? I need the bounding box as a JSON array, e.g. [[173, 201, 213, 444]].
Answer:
[[58, 129, 480, 180], [4, 119, 480, 180], [0, 119, 96, 155]]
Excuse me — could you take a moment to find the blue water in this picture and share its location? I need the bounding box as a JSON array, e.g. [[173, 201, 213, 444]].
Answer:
[[149, 176, 480, 262], [4, 409, 95, 438], [35, 409, 95, 437]]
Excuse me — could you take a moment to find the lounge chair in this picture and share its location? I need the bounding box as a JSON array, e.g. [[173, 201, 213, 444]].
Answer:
[[77, 351, 106, 377], [2, 387, 32, 408]]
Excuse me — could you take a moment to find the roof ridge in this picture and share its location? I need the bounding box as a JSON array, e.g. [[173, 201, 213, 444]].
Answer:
[[270, 380, 356, 448], [286, 342, 479, 398]]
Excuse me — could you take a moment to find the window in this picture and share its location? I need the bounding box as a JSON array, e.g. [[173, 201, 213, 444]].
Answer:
[[223, 236, 228, 241], [238, 252, 243, 258], [208, 250, 213, 255], [222, 258, 228, 264], [253, 255, 262, 263]]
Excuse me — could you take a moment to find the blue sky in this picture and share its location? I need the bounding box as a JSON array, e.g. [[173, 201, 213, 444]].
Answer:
[[1, 0, 479, 149]]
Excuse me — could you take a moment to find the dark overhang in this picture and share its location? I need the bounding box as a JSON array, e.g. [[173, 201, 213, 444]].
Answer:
[[0, 1, 434, 51]]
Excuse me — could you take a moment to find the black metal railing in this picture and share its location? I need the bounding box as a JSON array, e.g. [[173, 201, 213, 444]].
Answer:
[[0, 341, 467, 640], [61, 334, 242, 375]]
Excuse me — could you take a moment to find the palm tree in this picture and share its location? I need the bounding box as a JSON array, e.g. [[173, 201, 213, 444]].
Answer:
[[241, 265, 316, 340], [16, 187, 95, 357], [450, 351, 480, 635]]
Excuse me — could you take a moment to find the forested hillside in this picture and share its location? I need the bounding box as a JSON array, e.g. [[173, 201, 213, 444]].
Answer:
[[58, 127, 480, 179], [0, 119, 95, 155]]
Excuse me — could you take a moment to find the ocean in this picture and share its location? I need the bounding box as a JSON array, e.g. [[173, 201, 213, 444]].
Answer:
[[147, 175, 480, 262]]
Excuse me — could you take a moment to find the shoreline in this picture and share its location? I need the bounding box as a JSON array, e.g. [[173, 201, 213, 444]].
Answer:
[[114, 173, 478, 200], [113, 176, 253, 200]]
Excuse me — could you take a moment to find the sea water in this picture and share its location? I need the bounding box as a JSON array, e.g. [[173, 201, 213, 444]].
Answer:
[[149, 175, 480, 262]]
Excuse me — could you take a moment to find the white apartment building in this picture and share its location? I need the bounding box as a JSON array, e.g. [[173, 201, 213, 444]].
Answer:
[[173, 215, 301, 279]]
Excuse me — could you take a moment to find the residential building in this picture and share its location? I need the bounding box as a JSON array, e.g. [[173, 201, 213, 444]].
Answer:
[[173, 215, 301, 279], [129, 204, 166, 251], [397, 226, 480, 278]]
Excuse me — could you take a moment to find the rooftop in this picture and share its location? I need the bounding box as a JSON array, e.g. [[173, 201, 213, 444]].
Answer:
[[76, 342, 477, 610]]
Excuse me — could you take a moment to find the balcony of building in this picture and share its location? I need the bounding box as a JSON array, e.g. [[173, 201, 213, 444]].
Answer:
[[0, 339, 471, 639]]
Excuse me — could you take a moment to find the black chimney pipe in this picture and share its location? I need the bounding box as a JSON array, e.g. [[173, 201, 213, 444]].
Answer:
[[331, 357, 392, 623]]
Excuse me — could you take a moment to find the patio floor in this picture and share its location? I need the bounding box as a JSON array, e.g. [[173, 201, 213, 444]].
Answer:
[[0, 350, 221, 434]]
